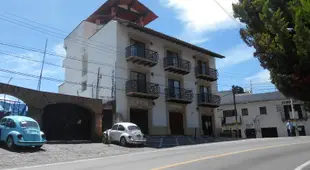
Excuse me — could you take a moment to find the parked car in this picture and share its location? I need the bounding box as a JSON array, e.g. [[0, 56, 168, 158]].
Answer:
[[0, 116, 46, 150], [103, 122, 146, 146]]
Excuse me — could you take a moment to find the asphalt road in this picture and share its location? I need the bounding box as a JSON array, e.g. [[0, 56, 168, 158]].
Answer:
[[5, 137, 310, 170]]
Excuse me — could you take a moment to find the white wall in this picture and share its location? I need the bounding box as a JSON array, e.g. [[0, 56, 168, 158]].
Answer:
[[215, 99, 310, 138], [115, 24, 219, 129]]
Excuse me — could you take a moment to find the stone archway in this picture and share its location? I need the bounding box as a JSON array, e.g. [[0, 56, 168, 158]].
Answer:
[[42, 103, 93, 141]]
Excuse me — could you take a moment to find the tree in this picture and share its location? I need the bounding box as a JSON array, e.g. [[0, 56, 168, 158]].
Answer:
[[232, 0, 310, 102], [232, 85, 245, 94]]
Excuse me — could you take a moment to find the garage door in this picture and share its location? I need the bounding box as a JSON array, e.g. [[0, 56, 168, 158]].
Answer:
[[261, 127, 278, 138]]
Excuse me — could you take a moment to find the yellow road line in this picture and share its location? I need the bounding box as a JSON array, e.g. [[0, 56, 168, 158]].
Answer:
[[151, 141, 310, 170]]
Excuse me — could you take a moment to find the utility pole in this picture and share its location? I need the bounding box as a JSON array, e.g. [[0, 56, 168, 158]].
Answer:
[[37, 39, 48, 91], [232, 85, 239, 138], [96, 67, 100, 99], [290, 98, 297, 136], [250, 81, 253, 94]]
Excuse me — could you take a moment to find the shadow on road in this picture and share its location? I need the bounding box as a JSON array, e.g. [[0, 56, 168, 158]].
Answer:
[[0, 144, 46, 153]]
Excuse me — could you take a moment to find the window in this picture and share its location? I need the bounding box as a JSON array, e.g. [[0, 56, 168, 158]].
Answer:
[[117, 125, 125, 131], [20, 121, 39, 129], [223, 110, 235, 117], [166, 50, 180, 67], [197, 60, 208, 74], [111, 125, 118, 130], [199, 86, 210, 102], [0, 118, 7, 125], [130, 71, 146, 93], [81, 81, 87, 91], [241, 108, 248, 116], [168, 79, 181, 98], [283, 104, 303, 120], [6, 119, 16, 128], [259, 107, 267, 115], [128, 125, 140, 131]]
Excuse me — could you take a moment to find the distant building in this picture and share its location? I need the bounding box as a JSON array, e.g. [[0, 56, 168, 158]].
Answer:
[[215, 91, 310, 138], [59, 0, 225, 136]]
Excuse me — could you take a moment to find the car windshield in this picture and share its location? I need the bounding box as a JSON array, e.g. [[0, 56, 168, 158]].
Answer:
[[128, 125, 140, 131], [20, 121, 39, 129]]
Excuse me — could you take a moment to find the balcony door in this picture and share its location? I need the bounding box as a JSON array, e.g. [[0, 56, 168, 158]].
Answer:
[[167, 50, 180, 67], [131, 40, 145, 58], [131, 71, 146, 93], [199, 86, 210, 102], [197, 60, 208, 74], [168, 79, 181, 98]]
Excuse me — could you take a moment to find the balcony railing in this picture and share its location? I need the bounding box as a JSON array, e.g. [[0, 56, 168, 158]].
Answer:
[[126, 45, 159, 67], [196, 67, 218, 81], [165, 87, 193, 104], [126, 80, 160, 100], [197, 93, 221, 107], [163, 56, 191, 75]]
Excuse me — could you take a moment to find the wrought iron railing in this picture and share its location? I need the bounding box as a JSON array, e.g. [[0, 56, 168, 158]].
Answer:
[[163, 56, 191, 72], [126, 80, 160, 95], [196, 67, 218, 80], [165, 87, 193, 101], [126, 45, 159, 62], [197, 93, 221, 105]]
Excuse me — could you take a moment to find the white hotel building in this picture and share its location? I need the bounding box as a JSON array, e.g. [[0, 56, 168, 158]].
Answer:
[[59, 0, 225, 136]]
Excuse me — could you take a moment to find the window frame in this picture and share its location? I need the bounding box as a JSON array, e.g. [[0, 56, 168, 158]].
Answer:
[[241, 108, 248, 116], [259, 106, 267, 115], [117, 125, 125, 131], [111, 124, 118, 130]]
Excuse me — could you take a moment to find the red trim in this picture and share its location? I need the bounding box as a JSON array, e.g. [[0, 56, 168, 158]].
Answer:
[[86, 0, 157, 26]]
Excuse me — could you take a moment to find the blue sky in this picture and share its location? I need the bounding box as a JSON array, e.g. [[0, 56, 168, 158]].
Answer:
[[0, 0, 276, 100]]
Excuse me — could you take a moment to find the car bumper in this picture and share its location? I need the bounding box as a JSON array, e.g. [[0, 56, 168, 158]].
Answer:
[[127, 138, 146, 144], [16, 140, 46, 146]]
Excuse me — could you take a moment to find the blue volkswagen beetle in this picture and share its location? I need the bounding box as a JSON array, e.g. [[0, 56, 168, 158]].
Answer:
[[0, 116, 46, 150]]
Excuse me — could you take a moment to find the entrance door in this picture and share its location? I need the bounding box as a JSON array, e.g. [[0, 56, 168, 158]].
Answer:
[[131, 71, 146, 93], [168, 79, 181, 99], [245, 129, 256, 138], [298, 126, 306, 136], [167, 50, 180, 67], [201, 115, 213, 136], [261, 127, 278, 138], [130, 109, 149, 134], [169, 112, 184, 135]]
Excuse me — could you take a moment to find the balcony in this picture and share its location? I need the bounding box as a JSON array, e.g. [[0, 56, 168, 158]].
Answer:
[[126, 80, 160, 100], [163, 57, 191, 75], [196, 67, 218, 81], [126, 45, 159, 67], [165, 87, 193, 104], [197, 93, 221, 108]]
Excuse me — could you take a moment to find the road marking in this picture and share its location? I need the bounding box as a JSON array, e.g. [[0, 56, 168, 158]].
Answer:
[[151, 141, 310, 170], [295, 160, 310, 170], [3, 138, 304, 170]]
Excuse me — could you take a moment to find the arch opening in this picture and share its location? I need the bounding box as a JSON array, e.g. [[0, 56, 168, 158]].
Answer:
[[0, 94, 28, 119], [42, 103, 93, 141]]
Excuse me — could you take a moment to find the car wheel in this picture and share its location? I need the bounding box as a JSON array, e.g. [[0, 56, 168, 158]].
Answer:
[[6, 136, 16, 150], [120, 137, 127, 146]]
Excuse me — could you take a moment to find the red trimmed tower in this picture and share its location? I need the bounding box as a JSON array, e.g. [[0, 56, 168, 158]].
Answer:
[[86, 0, 158, 27]]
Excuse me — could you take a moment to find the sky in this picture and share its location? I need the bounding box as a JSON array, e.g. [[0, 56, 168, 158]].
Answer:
[[0, 0, 276, 101]]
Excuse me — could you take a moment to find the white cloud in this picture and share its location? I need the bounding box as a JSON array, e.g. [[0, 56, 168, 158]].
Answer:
[[162, 0, 240, 33], [53, 43, 66, 57], [216, 43, 255, 69], [245, 69, 271, 83]]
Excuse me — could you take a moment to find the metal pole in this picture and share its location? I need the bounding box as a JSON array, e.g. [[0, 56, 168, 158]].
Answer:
[[232, 86, 238, 138], [37, 39, 48, 91], [290, 98, 297, 136], [96, 67, 100, 99]]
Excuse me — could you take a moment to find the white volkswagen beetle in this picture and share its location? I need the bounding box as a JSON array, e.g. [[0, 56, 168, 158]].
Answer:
[[103, 122, 146, 146]]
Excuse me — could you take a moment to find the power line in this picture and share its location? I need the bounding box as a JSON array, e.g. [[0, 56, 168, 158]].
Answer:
[[212, 0, 243, 28]]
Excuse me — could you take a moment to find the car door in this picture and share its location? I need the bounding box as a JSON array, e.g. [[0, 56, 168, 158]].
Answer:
[[2, 119, 16, 140], [109, 124, 118, 141], [115, 125, 126, 141], [0, 118, 7, 141]]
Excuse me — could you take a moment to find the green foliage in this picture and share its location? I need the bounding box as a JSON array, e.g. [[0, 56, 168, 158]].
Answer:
[[232, 85, 245, 94], [233, 0, 310, 101]]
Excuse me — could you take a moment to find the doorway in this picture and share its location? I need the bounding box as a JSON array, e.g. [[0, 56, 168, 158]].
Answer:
[[261, 127, 278, 138], [130, 71, 146, 93], [132, 40, 146, 58], [169, 112, 184, 135], [245, 129, 256, 138], [130, 108, 149, 134], [201, 115, 213, 136], [298, 126, 306, 136]]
